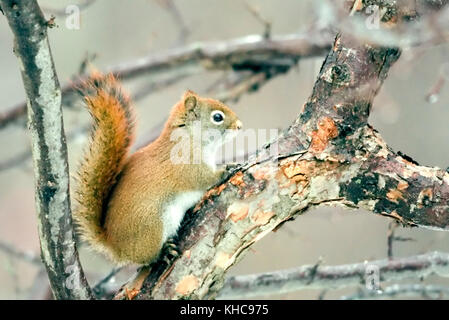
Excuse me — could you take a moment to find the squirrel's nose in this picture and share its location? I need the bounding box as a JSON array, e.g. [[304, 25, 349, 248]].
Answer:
[[235, 120, 243, 130]]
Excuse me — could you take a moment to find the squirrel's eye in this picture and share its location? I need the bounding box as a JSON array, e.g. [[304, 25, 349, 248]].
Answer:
[[211, 110, 225, 125]]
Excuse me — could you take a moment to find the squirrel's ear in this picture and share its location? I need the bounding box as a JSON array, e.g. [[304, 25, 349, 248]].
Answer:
[[183, 89, 198, 97], [183, 90, 197, 111]]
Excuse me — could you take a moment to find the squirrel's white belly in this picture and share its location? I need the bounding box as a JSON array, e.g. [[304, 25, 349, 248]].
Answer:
[[161, 191, 203, 243]]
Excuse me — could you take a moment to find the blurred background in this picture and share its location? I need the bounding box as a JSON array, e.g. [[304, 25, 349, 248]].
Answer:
[[1, 0, 449, 299]]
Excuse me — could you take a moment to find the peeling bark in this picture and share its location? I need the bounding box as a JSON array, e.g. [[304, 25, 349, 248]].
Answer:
[[3, 0, 449, 301], [136, 126, 449, 299], [0, 0, 92, 299], [130, 0, 449, 300]]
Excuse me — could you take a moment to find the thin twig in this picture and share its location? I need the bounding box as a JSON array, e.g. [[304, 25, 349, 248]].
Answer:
[[154, 0, 190, 46], [0, 30, 333, 130], [216, 73, 267, 102], [133, 1, 449, 300], [244, 1, 272, 39], [387, 221, 415, 260], [0, 241, 41, 266], [218, 252, 449, 299], [92, 267, 123, 298], [0, 69, 194, 173], [341, 284, 449, 300], [387, 221, 399, 259], [41, 0, 96, 17]]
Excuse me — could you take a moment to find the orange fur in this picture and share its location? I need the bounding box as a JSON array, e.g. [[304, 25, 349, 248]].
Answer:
[[73, 72, 135, 261], [73, 74, 241, 265]]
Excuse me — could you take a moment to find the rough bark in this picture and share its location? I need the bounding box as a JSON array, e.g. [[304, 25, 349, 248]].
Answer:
[[130, 1, 449, 300], [0, 0, 92, 299], [2, 0, 449, 301]]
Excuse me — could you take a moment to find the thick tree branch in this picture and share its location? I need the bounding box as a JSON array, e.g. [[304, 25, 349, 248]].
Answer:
[[218, 251, 449, 299], [0, 0, 92, 299], [124, 0, 449, 300]]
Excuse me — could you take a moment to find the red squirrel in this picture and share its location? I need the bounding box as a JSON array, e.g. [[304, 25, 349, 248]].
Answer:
[[73, 72, 242, 268]]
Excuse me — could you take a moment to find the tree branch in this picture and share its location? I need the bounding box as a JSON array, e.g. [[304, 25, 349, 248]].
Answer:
[[0, 240, 41, 266], [341, 283, 449, 300], [0, 0, 92, 299], [0, 29, 333, 130], [123, 0, 449, 300], [3, 0, 447, 301], [155, 0, 191, 46], [0, 62, 271, 173], [41, 0, 96, 17], [322, 0, 449, 47], [218, 251, 449, 299]]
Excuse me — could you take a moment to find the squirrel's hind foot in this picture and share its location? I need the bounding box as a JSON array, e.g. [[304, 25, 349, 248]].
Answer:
[[161, 237, 180, 264]]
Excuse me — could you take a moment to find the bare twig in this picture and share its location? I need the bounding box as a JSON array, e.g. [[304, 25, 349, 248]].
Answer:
[[3, 0, 448, 302], [125, 0, 449, 300], [0, 31, 313, 173], [0, 69, 193, 173], [216, 73, 268, 102], [218, 252, 449, 299], [92, 267, 123, 299], [0, 0, 92, 299], [244, 1, 272, 39], [426, 61, 449, 103], [78, 52, 98, 76], [0, 124, 89, 173], [0, 241, 41, 266], [41, 0, 96, 17], [155, 0, 190, 46], [426, 73, 446, 103], [0, 30, 333, 130], [387, 221, 399, 259], [387, 221, 415, 259], [341, 283, 449, 300]]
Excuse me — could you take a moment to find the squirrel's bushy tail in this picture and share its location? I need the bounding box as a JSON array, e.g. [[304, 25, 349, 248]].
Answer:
[[73, 72, 135, 256]]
